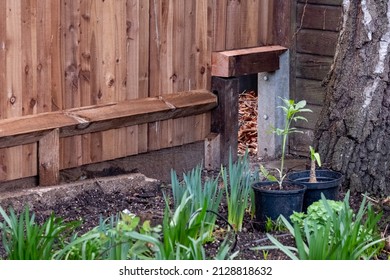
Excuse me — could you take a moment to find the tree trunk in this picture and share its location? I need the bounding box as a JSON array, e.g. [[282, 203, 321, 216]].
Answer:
[[314, 0, 390, 196]]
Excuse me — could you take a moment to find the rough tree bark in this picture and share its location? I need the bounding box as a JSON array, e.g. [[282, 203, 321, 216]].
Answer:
[[314, 0, 390, 196]]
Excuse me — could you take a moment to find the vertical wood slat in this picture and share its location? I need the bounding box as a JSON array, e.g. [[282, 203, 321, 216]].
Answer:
[[79, 0, 92, 165], [100, 0, 118, 161], [61, 0, 82, 169], [171, 0, 185, 146], [225, 0, 241, 50], [89, 0, 103, 164], [211, 0, 227, 51], [21, 0, 36, 179], [6, 0, 23, 180], [0, 0, 7, 179], [136, 0, 150, 154], [39, 128, 60, 186], [127, 0, 142, 155]]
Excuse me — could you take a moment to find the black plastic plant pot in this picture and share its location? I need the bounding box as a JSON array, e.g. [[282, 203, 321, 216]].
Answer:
[[287, 169, 343, 212], [251, 181, 306, 231]]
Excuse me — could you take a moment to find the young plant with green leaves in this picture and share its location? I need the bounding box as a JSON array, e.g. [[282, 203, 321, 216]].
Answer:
[[252, 192, 385, 260], [260, 98, 312, 189], [0, 206, 80, 260], [309, 146, 321, 183], [290, 199, 343, 234], [221, 151, 256, 232]]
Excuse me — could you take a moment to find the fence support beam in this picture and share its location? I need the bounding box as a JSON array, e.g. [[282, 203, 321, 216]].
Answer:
[[39, 128, 60, 186]]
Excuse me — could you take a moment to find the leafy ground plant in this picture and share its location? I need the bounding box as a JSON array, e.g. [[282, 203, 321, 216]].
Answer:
[[221, 151, 256, 232], [252, 192, 385, 259], [290, 199, 343, 234], [54, 212, 161, 260], [0, 206, 79, 260]]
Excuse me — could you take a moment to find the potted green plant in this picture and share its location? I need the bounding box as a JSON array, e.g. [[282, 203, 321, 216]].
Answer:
[[287, 146, 343, 212], [252, 98, 311, 231]]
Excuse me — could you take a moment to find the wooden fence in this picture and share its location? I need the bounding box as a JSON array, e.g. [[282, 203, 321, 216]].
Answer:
[[0, 0, 275, 182], [291, 0, 343, 154]]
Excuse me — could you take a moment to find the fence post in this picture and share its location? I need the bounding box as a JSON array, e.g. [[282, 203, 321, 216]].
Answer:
[[211, 76, 240, 166]]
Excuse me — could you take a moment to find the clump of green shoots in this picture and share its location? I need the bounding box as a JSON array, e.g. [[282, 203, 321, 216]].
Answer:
[[0, 206, 80, 260], [260, 98, 312, 189], [170, 164, 222, 238], [221, 151, 256, 232]]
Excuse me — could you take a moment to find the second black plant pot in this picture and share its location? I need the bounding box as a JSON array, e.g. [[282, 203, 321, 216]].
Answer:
[[287, 169, 343, 212], [252, 181, 306, 231]]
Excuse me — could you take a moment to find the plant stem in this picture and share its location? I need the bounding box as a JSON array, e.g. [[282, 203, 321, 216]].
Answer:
[[309, 159, 317, 183], [279, 118, 291, 189]]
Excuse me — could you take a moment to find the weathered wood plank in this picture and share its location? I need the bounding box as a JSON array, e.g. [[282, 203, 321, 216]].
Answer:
[[6, 0, 23, 180], [296, 53, 333, 80], [298, 0, 342, 6], [240, 0, 260, 48], [225, 0, 241, 49], [0, 113, 77, 147], [294, 104, 322, 130], [296, 78, 326, 106], [39, 128, 60, 186], [297, 3, 342, 31], [211, 77, 239, 165], [273, 0, 296, 48], [0, 0, 7, 179], [61, 0, 82, 169], [289, 128, 315, 155], [296, 29, 339, 56], [259, 0, 273, 45], [126, 0, 148, 155], [137, 0, 150, 154], [211, 0, 227, 51], [205, 133, 221, 170], [0, 91, 217, 149], [21, 0, 37, 179], [212, 46, 287, 77]]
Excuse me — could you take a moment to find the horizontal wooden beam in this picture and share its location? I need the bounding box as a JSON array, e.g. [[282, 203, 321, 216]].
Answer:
[[0, 90, 217, 148], [211, 45, 287, 77]]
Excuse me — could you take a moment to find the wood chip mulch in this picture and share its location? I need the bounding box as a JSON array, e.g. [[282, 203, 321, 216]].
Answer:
[[238, 90, 258, 156]]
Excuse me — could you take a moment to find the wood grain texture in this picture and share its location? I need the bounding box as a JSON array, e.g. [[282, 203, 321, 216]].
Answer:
[[211, 77, 240, 165], [296, 78, 326, 106], [296, 29, 339, 56], [296, 53, 334, 80], [39, 128, 60, 186], [212, 46, 287, 77], [298, 0, 342, 5], [297, 3, 342, 32], [0, 91, 216, 148]]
